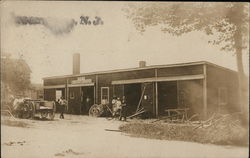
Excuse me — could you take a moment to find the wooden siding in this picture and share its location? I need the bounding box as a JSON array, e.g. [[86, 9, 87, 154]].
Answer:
[[44, 78, 67, 86], [177, 80, 204, 119], [157, 65, 203, 77], [44, 89, 56, 101], [206, 64, 240, 117]]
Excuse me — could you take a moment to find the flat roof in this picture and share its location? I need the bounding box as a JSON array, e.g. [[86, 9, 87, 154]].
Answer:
[[43, 61, 237, 80]]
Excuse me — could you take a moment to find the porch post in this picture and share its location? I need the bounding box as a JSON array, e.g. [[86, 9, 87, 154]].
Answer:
[[122, 84, 124, 97], [203, 64, 207, 120], [66, 78, 69, 112], [95, 75, 98, 104], [155, 69, 159, 117], [93, 84, 96, 104], [80, 86, 82, 114]]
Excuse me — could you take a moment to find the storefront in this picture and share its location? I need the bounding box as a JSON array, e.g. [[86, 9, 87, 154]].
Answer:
[[43, 61, 240, 120]]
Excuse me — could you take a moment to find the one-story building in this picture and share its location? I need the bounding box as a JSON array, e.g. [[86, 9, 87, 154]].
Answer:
[[43, 54, 241, 119]]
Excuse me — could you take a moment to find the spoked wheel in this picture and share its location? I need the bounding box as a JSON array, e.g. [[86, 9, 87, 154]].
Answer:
[[89, 104, 103, 117], [22, 104, 31, 119], [41, 112, 48, 119], [48, 102, 56, 120], [28, 102, 35, 119], [48, 111, 55, 120]]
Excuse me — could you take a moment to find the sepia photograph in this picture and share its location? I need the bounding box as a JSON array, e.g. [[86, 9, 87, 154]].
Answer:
[[1, 1, 249, 158]]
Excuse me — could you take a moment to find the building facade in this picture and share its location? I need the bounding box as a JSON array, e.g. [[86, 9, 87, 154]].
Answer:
[[43, 60, 240, 120]]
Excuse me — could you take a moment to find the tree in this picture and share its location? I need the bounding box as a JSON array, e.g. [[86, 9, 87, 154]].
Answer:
[[1, 53, 32, 96], [124, 2, 249, 123]]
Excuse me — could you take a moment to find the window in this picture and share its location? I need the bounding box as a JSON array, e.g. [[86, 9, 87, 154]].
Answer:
[[218, 87, 227, 105], [101, 87, 109, 104]]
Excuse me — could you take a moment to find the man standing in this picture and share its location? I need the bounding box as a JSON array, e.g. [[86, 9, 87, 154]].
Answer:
[[119, 96, 127, 121], [111, 96, 117, 117], [59, 97, 67, 119], [85, 96, 91, 114]]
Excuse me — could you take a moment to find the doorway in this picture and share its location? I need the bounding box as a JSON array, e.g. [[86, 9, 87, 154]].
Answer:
[[124, 83, 142, 115], [81, 86, 94, 115], [141, 83, 154, 117], [158, 81, 178, 116], [55, 88, 65, 112], [55, 88, 65, 101]]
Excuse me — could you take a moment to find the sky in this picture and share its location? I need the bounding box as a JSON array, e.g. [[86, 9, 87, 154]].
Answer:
[[1, 1, 249, 84]]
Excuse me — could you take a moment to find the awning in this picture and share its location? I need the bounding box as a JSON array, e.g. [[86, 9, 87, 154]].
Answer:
[[111, 74, 204, 85]]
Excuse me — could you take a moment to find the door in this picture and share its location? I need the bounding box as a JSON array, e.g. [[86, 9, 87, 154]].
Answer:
[[141, 83, 154, 117], [68, 87, 81, 114], [124, 83, 141, 115], [81, 86, 94, 115]]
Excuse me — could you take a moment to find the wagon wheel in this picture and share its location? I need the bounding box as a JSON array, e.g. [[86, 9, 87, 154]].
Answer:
[[89, 104, 102, 117], [28, 102, 35, 119], [48, 112, 55, 120], [22, 103, 31, 119], [48, 103, 56, 120], [41, 111, 48, 119]]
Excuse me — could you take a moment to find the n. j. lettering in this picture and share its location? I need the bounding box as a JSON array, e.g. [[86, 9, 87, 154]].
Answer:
[[80, 16, 104, 25]]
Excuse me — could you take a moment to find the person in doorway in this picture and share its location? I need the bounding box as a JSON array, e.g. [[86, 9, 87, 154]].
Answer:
[[85, 96, 91, 114], [59, 97, 67, 119], [119, 96, 127, 121], [56, 99, 60, 113]]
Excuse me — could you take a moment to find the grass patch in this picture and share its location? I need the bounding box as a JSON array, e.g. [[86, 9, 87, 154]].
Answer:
[[119, 117, 249, 146]]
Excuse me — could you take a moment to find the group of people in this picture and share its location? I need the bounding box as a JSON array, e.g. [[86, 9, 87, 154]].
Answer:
[[111, 96, 127, 121], [56, 96, 127, 121]]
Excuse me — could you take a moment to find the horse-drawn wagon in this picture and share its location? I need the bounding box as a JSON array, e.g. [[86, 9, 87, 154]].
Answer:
[[12, 99, 56, 120]]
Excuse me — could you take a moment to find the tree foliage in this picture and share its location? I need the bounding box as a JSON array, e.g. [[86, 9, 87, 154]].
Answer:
[[1, 53, 32, 95], [124, 2, 249, 63], [124, 2, 249, 123]]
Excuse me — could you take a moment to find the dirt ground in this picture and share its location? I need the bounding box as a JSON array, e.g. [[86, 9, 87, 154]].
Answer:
[[1, 114, 249, 158]]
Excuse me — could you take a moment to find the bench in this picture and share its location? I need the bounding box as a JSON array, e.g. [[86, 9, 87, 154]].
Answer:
[[164, 108, 189, 121]]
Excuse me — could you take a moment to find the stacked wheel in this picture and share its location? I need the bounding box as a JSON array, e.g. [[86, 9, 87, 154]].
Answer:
[[19, 102, 34, 119], [21, 103, 31, 119], [89, 104, 104, 117]]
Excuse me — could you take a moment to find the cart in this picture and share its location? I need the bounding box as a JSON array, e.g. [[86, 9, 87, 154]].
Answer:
[[12, 99, 56, 120], [32, 100, 56, 120]]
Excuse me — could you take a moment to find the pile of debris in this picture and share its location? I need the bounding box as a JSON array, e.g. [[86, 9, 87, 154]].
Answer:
[[190, 112, 248, 145], [120, 112, 248, 146], [192, 112, 241, 130]]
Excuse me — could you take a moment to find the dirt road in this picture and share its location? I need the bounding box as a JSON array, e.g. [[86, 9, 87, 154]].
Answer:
[[1, 114, 248, 158]]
